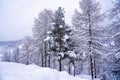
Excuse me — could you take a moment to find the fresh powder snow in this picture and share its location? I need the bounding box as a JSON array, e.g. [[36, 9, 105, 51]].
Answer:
[[0, 62, 98, 80]]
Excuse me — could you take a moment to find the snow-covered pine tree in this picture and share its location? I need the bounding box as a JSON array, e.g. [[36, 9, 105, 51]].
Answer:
[[109, 1, 120, 80], [32, 9, 53, 67], [48, 7, 75, 71], [109, 1, 120, 52], [72, 0, 105, 79]]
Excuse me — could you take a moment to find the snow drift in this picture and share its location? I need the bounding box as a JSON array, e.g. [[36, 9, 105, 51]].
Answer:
[[0, 62, 95, 80]]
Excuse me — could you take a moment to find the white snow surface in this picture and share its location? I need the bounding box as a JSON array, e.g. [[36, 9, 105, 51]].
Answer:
[[0, 62, 97, 80]]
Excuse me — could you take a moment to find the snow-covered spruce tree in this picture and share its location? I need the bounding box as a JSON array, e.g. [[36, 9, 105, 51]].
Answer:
[[72, 0, 105, 79], [32, 9, 53, 67], [48, 7, 76, 71], [109, 1, 120, 80]]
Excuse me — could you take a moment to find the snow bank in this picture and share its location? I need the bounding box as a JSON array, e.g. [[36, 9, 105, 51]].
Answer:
[[0, 62, 96, 80]]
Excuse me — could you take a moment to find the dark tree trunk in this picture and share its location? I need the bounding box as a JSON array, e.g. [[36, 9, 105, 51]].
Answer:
[[88, 10, 94, 80], [26, 51, 29, 65], [59, 58, 62, 71], [68, 62, 71, 74], [44, 42, 47, 67], [48, 55, 51, 67], [41, 52, 44, 67], [26, 55, 29, 65], [90, 55, 94, 80], [26, 60, 29, 65], [94, 56, 97, 78]]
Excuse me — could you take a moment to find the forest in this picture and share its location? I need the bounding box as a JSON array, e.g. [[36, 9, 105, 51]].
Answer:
[[1, 0, 120, 80]]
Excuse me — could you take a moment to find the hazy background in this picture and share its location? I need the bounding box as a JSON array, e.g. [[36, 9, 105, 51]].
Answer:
[[0, 0, 113, 41]]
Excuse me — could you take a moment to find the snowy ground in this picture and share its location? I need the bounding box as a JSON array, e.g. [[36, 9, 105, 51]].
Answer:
[[0, 62, 98, 80]]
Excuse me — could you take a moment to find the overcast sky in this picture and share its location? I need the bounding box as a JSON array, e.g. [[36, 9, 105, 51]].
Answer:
[[0, 0, 113, 41]]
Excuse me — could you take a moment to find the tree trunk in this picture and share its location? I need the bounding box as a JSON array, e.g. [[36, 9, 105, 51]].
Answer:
[[68, 61, 75, 76], [68, 62, 71, 74], [93, 55, 96, 78], [90, 55, 94, 80], [88, 10, 94, 80], [26, 51, 29, 65], [44, 42, 47, 67], [41, 52, 44, 67], [48, 55, 51, 68], [73, 62, 75, 76], [44, 25, 47, 67], [59, 58, 62, 71]]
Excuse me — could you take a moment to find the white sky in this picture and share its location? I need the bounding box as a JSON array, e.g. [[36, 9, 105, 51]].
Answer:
[[0, 0, 112, 41]]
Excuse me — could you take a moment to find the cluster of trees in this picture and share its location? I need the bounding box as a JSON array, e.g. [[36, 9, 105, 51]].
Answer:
[[2, 0, 120, 80]]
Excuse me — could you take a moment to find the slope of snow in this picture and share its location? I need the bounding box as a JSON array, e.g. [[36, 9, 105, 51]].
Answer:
[[0, 62, 97, 80]]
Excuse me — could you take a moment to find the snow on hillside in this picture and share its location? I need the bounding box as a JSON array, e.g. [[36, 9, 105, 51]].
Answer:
[[0, 62, 96, 80]]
